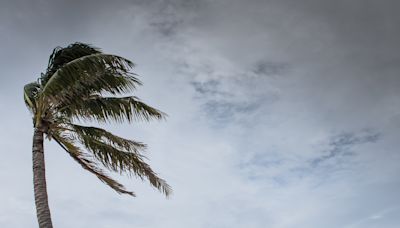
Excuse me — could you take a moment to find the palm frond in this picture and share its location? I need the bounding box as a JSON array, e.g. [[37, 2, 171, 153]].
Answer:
[[53, 70, 142, 111], [42, 43, 101, 85], [23, 82, 40, 113], [71, 124, 147, 152], [51, 131, 135, 196], [41, 54, 136, 105], [61, 96, 166, 123], [74, 129, 171, 197]]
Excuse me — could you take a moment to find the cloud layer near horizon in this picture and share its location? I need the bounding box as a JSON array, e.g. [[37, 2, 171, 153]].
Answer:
[[0, 0, 399, 227]]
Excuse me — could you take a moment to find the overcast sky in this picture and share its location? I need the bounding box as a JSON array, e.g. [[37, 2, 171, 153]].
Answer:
[[1, 0, 400, 227]]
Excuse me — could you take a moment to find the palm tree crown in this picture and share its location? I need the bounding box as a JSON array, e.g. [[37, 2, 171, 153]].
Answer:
[[24, 42, 171, 197]]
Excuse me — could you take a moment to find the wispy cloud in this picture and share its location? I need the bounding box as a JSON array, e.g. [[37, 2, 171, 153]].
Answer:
[[311, 130, 381, 167]]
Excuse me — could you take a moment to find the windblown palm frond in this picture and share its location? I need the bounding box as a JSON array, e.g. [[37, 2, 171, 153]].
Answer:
[[24, 42, 171, 198], [24, 81, 40, 113], [41, 54, 138, 105], [60, 96, 166, 123], [51, 131, 135, 196], [71, 126, 171, 196], [71, 124, 147, 152], [41, 42, 101, 85]]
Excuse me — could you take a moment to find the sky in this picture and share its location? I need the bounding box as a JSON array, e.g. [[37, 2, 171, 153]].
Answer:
[[0, 0, 399, 227]]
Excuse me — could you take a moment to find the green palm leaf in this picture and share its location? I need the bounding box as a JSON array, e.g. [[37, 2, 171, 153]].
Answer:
[[61, 96, 166, 123], [70, 124, 146, 153], [51, 131, 135, 196], [42, 42, 101, 85], [69, 126, 171, 196], [41, 54, 137, 105], [23, 81, 40, 112]]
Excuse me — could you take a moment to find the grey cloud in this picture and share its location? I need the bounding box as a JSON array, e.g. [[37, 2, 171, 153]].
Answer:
[[191, 80, 224, 96], [252, 61, 289, 77], [203, 99, 261, 124], [140, 0, 205, 38], [150, 19, 183, 37], [190, 75, 278, 126], [311, 130, 381, 167]]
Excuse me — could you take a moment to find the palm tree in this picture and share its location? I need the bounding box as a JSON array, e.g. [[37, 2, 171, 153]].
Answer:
[[23, 43, 172, 228]]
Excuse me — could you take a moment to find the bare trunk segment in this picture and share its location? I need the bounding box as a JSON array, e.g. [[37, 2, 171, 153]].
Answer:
[[32, 128, 53, 228]]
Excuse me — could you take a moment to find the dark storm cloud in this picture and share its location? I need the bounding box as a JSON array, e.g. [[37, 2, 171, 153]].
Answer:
[[275, 0, 400, 86], [172, 0, 400, 132]]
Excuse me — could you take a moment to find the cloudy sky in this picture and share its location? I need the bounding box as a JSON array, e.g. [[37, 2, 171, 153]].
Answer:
[[1, 0, 400, 227]]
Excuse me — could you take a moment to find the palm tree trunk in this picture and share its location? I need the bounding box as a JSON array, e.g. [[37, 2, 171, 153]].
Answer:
[[32, 128, 53, 228]]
